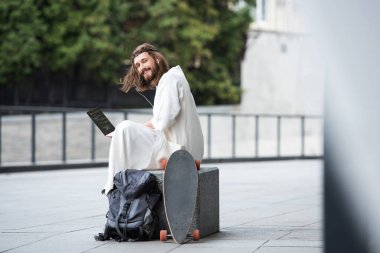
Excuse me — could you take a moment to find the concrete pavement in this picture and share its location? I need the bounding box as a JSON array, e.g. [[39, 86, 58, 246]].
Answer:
[[0, 160, 323, 253]]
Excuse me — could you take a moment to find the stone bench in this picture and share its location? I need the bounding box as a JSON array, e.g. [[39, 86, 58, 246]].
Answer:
[[148, 167, 220, 238]]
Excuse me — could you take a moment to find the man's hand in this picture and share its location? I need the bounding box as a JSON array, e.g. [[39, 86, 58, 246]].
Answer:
[[145, 120, 154, 129]]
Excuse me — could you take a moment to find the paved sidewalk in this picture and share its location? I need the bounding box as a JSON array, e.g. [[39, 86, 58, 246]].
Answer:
[[0, 160, 323, 253]]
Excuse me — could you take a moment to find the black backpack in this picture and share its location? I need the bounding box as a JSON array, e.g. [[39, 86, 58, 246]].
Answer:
[[95, 169, 161, 242]]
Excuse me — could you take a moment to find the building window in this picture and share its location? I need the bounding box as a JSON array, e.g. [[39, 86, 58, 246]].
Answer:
[[257, 0, 267, 22], [261, 0, 267, 21]]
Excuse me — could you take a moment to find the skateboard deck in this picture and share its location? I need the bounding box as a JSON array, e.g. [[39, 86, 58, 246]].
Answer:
[[162, 150, 198, 243]]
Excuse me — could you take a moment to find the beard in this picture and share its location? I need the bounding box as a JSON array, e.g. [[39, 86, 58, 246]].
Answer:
[[141, 63, 158, 84]]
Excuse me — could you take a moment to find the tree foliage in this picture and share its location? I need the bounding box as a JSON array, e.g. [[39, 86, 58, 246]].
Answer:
[[0, 0, 254, 105]]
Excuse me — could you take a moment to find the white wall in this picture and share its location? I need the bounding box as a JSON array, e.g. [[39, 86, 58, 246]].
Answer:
[[240, 30, 324, 115]]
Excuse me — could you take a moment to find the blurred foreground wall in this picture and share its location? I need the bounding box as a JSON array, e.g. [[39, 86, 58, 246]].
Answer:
[[302, 0, 380, 252]]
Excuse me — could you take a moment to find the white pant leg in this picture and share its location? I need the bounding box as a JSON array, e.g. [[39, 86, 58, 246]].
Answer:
[[104, 120, 156, 194]]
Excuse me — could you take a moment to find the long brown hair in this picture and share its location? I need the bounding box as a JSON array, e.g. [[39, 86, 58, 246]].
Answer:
[[120, 43, 170, 93]]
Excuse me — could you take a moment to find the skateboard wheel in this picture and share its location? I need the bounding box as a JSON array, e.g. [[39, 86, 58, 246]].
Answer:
[[192, 229, 200, 241], [160, 159, 167, 170], [195, 160, 201, 171], [160, 230, 168, 241]]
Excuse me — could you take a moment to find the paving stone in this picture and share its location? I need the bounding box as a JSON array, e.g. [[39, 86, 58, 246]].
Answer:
[[266, 239, 323, 247]]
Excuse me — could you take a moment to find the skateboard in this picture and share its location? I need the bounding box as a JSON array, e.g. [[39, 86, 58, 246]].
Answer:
[[159, 150, 201, 243]]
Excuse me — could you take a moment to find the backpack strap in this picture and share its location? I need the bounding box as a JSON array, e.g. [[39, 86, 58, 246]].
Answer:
[[139, 226, 144, 240], [115, 201, 131, 241], [115, 201, 145, 242]]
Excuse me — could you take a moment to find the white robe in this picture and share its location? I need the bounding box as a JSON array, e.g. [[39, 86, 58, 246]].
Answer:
[[104, 65, 204, 194]]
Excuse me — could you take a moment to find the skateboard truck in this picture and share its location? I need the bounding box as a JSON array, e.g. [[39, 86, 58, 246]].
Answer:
[[159, 229, 200, 242], [160, 158, 201, 171]]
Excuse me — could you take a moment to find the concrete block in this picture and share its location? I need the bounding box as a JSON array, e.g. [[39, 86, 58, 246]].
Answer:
[[148, 167, 219, 238]]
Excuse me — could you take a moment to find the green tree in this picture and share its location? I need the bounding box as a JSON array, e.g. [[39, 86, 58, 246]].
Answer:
[[0, 0, 44, 86], [125, 0, 254, 104], [0, 0, 128, 97], [0, 0, 254, 105]]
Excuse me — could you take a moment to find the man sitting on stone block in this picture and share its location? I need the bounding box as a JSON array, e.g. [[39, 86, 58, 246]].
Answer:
[[103, 43, 204, 195]]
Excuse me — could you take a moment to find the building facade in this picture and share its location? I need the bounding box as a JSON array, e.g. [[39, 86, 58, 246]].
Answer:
[[240, 0, 324, 115]]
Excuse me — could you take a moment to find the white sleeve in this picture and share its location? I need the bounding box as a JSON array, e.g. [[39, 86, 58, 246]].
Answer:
[[151, 76, 183, 131]]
